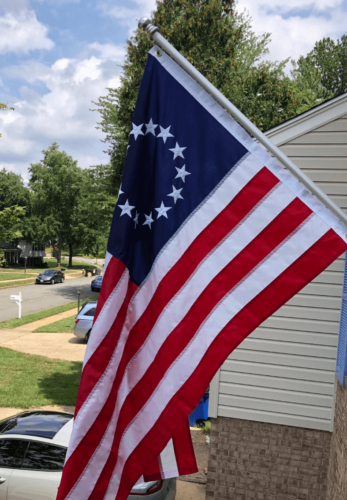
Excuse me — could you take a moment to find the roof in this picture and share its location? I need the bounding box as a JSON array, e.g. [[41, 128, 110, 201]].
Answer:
[[266, 92, 347, 146], [0, 411, 73, 441]]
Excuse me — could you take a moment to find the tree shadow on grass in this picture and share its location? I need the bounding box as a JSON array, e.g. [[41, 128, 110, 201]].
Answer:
[[37, 362, 82, 407]]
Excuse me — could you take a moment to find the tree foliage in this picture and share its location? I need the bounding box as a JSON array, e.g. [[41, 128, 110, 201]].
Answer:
[[94, 0, 300, 193], [28, 143, 85, 266], [0, 206, 25, 242], [292, 35, 347, 114], [0, 169, 30, 212]]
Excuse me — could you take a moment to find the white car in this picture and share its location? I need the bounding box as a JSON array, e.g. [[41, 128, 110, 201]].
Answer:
[[0, 411, 176, 500]]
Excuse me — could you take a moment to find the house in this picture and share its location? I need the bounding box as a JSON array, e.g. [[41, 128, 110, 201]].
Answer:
[[206, 93, 347, 500], [0, 240, 46, 267]]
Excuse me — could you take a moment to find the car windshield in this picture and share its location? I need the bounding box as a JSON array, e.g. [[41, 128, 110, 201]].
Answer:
[[42, 271, 54, 275]]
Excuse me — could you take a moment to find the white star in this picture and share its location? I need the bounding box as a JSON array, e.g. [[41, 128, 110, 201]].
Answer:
[[130, 123, 144, 140], [134, 212, 139, 225], [155, 201, 172, 219], [145, 118, 158, 136], [169, 142, 187, 159], [175, 165, 191, 183], [167, 185, 183, 204], [118, 184, 124, 197], [157, 125, 174, 144], [118, 199, 135, 218], [143, 212, 154, 229]]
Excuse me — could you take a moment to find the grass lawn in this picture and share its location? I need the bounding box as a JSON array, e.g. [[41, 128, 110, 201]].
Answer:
[[0, 273, 36, 281], [0, 279, 35, 289], [0, 347, 81, 408], [0, 296, 97, 329], [34, 316, 75, 333]]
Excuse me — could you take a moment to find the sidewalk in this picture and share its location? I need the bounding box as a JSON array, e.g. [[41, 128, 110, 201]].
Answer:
[[0, 308, 86, 361]]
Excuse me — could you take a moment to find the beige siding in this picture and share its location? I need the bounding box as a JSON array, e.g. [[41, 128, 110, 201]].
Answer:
[[213, 114, 347, 432]]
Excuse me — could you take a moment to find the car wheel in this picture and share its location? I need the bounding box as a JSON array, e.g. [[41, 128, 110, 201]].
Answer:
[[51, 278, 55, 285], [85, 330, 91, 343], [61, 277, 65, 283]]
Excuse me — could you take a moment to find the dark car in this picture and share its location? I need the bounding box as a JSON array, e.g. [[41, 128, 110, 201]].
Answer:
[[36, 270, 65, 285], [91, 276, 102, 292]]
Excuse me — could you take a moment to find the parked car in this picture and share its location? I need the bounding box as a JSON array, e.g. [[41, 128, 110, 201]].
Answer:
[[35, 270, 65, 285], [0, 411, 176, 500], [91, 276, 102, 292], [74, 301, 96, 342]]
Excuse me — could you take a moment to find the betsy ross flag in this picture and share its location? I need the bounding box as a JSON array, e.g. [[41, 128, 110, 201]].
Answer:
[[57, 45, 347, 500]]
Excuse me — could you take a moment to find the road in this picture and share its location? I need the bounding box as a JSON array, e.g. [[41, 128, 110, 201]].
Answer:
[[0, 276, 98, 322]]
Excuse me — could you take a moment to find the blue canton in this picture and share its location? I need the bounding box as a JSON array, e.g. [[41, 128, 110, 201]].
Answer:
[[107, 54, 248, 285]]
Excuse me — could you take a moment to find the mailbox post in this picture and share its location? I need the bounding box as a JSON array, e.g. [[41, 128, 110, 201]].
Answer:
[[10, 292, 22, 319]]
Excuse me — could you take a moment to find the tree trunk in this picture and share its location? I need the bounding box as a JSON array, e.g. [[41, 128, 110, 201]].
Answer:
[[57, 236, 62, 267], [69, 243, 73, 268]]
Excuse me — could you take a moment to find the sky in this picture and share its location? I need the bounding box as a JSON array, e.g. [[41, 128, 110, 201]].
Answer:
[[0, 0, 346, 184]]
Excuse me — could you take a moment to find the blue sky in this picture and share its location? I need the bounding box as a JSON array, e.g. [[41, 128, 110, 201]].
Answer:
[[0, 0, 346, 183]]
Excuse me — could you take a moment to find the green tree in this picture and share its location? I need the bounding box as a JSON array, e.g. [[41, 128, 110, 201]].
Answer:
[[29, 143, 85, 267], [94, 0, 300, 193], [0, 169, 30, 212], [69, 164, 116, 262], [291, 35, 347, 114], [0, 206, 25, 242]]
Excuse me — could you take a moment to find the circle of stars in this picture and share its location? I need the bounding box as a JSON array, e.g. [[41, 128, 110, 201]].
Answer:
[[117, 119, 192, 229]]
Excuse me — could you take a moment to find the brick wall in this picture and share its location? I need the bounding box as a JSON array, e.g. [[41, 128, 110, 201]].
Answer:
[[206, 416, 331, 500], [327, 380, 347, 500]]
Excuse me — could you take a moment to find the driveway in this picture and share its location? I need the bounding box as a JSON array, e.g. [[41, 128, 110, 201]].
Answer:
[[0, 276, 98, 321]]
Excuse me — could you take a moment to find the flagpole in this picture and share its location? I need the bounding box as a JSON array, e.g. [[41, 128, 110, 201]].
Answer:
[[138, 18, 347, 227]]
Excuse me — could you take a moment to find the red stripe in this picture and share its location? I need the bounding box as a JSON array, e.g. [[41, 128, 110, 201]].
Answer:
[[75, 276, 137, 415], [116, 230, 347, 500], [86, 197, 312, 499], [78, 167, 278, 407], [92, 257, 126, 325], [142, 457, 162, 482], [172, 419, 197, 476], [57, 279, 138, 499], [58, 168, 279, 499], [142, 419, 197, 482]]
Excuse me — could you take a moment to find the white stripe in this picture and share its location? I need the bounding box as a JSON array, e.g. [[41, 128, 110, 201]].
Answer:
[[66, 268, 129, 464], [106, 214, 330, 499], [82, 267, 129, 369], [103, 251, 112, 276], [159, 439, 178, 478], [66, 183, 296, 500], [66, 154, 263, 462], [150, 47, 347, 241]]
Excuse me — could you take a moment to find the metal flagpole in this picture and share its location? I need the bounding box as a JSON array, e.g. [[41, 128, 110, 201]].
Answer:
[[138, 17, 347, 227]]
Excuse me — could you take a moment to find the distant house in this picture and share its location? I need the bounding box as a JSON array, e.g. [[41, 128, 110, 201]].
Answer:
[[206, 92, 347, 500], [0, 240, 46, 267]]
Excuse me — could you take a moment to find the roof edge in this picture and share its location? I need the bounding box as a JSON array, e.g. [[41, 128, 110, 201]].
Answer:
[[265, 92, 347, 146]]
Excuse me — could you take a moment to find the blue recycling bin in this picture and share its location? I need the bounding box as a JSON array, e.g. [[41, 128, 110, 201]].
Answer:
[[189, 391, 209, 426]]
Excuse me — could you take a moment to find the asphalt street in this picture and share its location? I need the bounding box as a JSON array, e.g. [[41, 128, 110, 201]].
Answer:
[[0, 276, 98, 322]]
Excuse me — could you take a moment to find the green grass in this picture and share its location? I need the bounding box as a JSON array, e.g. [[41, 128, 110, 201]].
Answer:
[[0, 273, 35, 281], [34, 316, 76, 333], [0, 279, 35, 289], [0, 347, 81, 408], [0, 296, 97, 329]]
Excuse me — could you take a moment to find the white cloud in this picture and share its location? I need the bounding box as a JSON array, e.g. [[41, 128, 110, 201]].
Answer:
[[100, 0, 156, 35], [0, 43, 125, 175], [236, 0, 347, 65], [0, 10, 54, 54], [89, 42, 126, 61]]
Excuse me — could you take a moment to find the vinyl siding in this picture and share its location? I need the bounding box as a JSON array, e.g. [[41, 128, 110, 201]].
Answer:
[[211, 113, 347, 432]]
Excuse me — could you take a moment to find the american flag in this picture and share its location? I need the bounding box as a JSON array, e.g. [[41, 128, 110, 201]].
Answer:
[[57, 46, 347, 500]]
